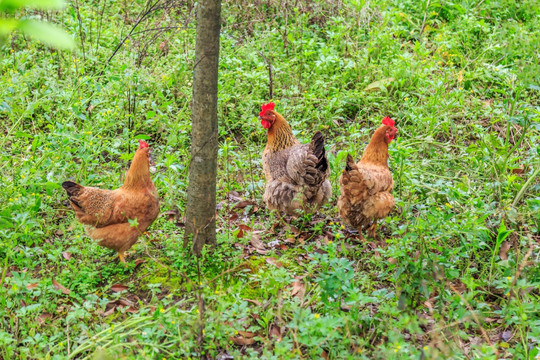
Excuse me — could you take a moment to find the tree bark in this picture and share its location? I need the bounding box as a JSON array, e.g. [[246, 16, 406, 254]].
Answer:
[[183, 0, 221, 256]]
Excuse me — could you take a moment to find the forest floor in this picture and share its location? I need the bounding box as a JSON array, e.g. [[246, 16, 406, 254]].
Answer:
[[0, 0, 539, 359]]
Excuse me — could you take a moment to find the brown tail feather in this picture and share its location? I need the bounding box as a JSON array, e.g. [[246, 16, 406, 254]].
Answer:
[[345, 154, 355, 172]]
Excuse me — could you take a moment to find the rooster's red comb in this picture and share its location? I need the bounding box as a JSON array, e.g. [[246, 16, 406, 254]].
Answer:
[[259, 102, 275, 117], [138, 139, 149, 149], [382, 117, 395, 127]]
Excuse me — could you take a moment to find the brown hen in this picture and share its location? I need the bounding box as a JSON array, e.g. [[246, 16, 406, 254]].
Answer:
[[62, 140, 160, 263], [338, 117, 397, 240], [259, 102, 331, 215]]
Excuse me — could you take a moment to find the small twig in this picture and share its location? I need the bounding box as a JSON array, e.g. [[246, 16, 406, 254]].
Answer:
[[511, 236, 534, 289], [196, 257, 205, 349], [73, 0, 86, 60], [418, 0, 431, 38], [512, 166, 539, 207], [66, 320, 71, 357], [257, 50, 273, 99], [448, 283, 498, 355], [246, 142, 257, 201], [95, 0, 107, 51], [142, 243, 195, 287], [208, 263, 249, 285], [131, 25, 189, 36], [0, 252, 9, 289]]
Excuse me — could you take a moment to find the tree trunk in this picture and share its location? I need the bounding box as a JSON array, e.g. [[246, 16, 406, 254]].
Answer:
[[183, 0, 221, 256]]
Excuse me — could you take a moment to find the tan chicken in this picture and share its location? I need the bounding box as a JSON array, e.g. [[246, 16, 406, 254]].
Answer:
[[62, 140, 160, 263], [259, 102, 331, 215], [338, 117, 398, 240]]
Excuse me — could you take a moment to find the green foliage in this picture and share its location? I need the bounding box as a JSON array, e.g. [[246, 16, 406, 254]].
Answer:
[[0, 0, 74, 50], [0, 0, 539, 358]]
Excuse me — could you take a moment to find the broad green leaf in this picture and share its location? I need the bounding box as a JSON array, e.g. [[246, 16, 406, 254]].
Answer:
[[496, 219, 512, 245], [14, 131, 33, 138], [0, 101, 12, 113], [17, 19, 75, 50], [0, 18, 18, 36], [0, 0, 64, 11], [364, 77, 394, 92]]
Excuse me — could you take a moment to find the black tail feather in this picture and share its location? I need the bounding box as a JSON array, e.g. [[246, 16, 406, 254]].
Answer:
[[62, 181, 82, 197], [311, 131, 328, 173], [345, 154, 355, 172]]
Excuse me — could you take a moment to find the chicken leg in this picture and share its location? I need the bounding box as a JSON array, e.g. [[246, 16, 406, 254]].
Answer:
[[367, 221, 378, 240], [118, 251, 127, 264]]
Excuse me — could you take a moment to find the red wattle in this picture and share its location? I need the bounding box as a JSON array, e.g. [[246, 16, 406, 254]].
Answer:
[[261, 120, 271, 129]]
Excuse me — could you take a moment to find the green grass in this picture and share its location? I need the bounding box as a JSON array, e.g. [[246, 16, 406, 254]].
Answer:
[[1, 0, 539, 358]]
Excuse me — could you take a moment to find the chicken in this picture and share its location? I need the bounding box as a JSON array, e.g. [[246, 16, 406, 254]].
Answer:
[[259, 102, 331, 215], [62, 140, 160, 263], [338, 117, 398, 240]]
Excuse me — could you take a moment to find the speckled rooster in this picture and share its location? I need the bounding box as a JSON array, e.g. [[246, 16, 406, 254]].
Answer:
[[258, 102, 331, 215]]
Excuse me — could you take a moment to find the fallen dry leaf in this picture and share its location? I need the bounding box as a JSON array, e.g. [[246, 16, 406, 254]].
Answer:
[[499, 241, 511, 260], [111, 284, 129, 292], [237, 228, 244, 239], [52, 279, 70, 295], [26, 283, 38, 290], [227, 191, 243, 202], [103, 299, 138, 316], [237, 331, 257, 338], [501, 330, 513, 342], [269, 324, 281, 339], [511, 165, 526, 175], [103, 305, 116, 317], [265, 257, 283, 268], [233, 200, 257, 210], [270, 222, 281, 233], [268, 240, 280, 248], [162, 209, 179, 222], [62, 252, 72, 260], [250, 235, 266, 250], [37, 312, 53, 324], [340, 301, 352, 312], [289, 225, 299, 235], [229, 335, 255, 346], [244, 299, 261, 306], [134, 259, 146, 266], [238, 224, 252, 231], [284, 237, 296, 244], [291, 277, 306, 299]]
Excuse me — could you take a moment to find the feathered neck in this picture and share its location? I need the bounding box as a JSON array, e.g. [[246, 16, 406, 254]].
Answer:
[[122, 148, 153, 189], [360, 126, 390, 166], [265, 111, 300, 152]]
